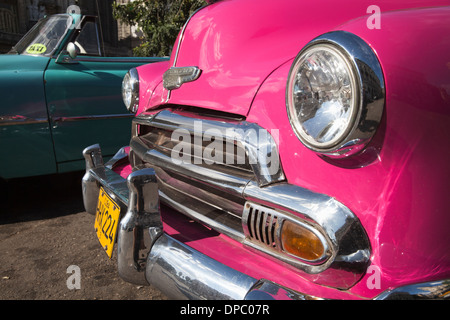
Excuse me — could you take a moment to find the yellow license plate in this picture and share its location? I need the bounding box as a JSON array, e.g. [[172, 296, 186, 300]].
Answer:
[[94, 187, 121, 258]]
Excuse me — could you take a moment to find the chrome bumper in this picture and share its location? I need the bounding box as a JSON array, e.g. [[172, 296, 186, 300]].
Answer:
[[82, 144, 450, 300], [81, 144, 318, 300]]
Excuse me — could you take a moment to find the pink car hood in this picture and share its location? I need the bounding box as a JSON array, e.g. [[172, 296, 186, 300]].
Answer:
[[159, 0, 445, 116]]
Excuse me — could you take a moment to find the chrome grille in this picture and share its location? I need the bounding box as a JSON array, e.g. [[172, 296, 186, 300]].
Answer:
[[136, 125, 255, 180], [130, 109, 285, 241]]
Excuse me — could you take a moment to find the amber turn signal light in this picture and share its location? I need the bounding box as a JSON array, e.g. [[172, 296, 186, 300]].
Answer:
[[280, 220, 325, 261]]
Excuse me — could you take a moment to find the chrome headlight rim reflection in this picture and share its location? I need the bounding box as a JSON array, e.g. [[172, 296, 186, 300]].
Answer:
[[286, 31, 385, 158], [122, 68, 139, 113]]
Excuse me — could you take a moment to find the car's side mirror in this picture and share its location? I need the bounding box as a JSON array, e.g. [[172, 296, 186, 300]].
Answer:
[[67, 42, 77, 59]]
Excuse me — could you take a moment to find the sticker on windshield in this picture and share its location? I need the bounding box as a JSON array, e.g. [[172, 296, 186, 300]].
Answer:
[[26, 43, 47, 54]]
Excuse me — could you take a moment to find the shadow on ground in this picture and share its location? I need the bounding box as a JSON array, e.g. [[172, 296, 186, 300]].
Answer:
[[0, 171, 85, 224], [0, 171, 167, 300]]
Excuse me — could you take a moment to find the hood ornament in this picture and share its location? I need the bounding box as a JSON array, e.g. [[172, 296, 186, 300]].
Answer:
[[163, 66, 201, 90]]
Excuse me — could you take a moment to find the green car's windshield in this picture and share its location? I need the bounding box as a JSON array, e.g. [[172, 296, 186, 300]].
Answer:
[[10, 15, 72, 56]]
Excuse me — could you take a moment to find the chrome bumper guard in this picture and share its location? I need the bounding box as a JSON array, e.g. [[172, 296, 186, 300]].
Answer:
[[82, 144, 319, 300]]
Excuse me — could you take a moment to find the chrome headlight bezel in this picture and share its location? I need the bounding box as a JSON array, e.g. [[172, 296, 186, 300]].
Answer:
[[122, 68, 140, 113], [286, 31, 385, 158]]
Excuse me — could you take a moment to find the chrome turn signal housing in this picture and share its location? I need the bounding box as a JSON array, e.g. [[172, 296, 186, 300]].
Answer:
[[242, 202, 331, 269]]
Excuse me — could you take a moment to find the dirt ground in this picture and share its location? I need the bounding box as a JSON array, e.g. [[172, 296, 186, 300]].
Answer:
[[0, 172, 167, 300]]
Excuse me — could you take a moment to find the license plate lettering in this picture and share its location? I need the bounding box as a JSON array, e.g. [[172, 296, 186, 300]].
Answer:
[[94, 188, 121, 258], [101, 213, 116, 243]]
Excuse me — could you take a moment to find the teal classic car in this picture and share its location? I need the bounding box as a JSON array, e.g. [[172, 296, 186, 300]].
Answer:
[[0, 13, 167, 180]]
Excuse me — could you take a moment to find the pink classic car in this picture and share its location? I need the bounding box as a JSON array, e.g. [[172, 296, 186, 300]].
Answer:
[[82, 0, 450, 300]]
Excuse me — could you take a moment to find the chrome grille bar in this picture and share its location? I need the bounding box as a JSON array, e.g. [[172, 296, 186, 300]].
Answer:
[[133, 109, 285, 187]]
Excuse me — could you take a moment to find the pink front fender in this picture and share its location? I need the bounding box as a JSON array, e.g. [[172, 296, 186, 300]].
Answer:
[[246, 7, 450, 298]]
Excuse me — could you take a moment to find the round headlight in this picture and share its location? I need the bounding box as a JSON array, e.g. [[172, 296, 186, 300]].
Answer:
[[122, 68, 139, 113], [287, 32, 384, 157], [287, 44, 358, 150]]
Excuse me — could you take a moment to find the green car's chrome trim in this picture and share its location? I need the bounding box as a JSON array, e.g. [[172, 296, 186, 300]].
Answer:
[[0, 115, 48, 126], [51, 113, 134, 123], [0, 113, 135, 126]]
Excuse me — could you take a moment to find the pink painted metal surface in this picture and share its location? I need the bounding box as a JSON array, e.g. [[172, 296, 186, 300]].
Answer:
[[145, 0, 449, 116], [113, 147, 133, 179], [339, 7, 450, 297], [245, 5, 450, 298], [131, 0, 450, 299], [135, 61, 170, 115], [160, 205, 357, 299]]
